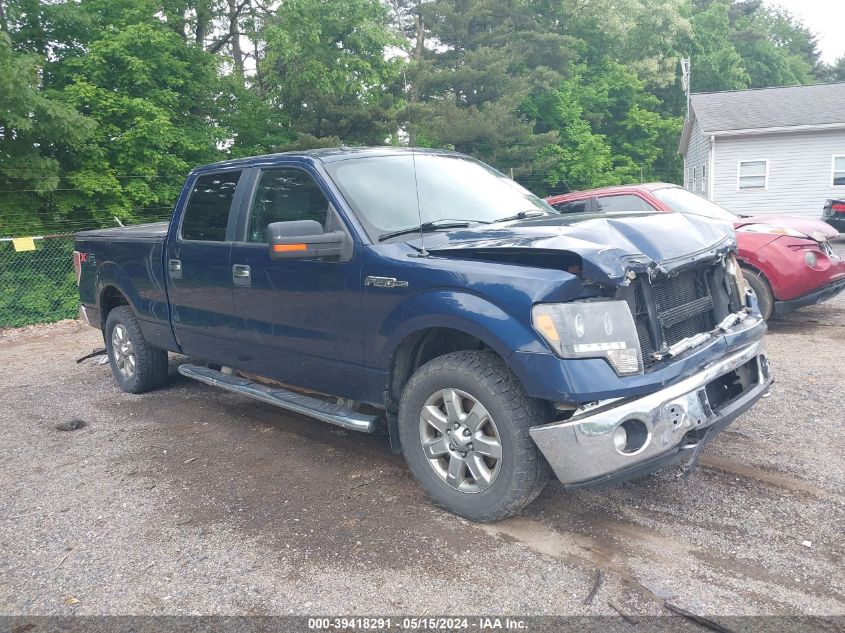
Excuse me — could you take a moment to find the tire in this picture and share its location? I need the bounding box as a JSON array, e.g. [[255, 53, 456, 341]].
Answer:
[[742, 267, 774, 320], [104, 306, 169, 394], [398, 350, 551, 522]]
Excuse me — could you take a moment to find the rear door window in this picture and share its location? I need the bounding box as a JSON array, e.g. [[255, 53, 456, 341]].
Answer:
[[597, 194, 656, 213], [181, 171, 242, 241]]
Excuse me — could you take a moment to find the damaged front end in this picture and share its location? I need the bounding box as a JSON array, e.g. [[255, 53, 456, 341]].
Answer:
[[419, 212, 772, 485], [423, 212, 758, 374]]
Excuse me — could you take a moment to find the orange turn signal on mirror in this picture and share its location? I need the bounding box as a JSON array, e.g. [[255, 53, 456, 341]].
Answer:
[[273, 243, 308, 252]]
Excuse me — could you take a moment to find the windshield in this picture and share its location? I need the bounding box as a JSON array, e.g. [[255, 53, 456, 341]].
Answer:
[[652, 187, 738, 222], [323, 153, 556, 241]]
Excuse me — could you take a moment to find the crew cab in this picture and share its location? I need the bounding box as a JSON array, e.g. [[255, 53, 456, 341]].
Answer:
[[548, 184, 845, 320], [75, 149, 772, 521]]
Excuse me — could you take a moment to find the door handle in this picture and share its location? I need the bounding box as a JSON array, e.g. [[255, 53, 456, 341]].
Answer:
[[168, 259, 182, 279], [232, 264, 251, 286]]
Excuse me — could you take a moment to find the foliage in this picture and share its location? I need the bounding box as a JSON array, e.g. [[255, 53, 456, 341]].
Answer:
[[0, 32, 92, 235], [52, 20, 225, 225], [528, 62, 683, 192], [0, 0, 836, 324], [261, 0, 402, 147], [411, 0, 575, 175], [0, 238, 78, 327], [689, 0, 823, 91]]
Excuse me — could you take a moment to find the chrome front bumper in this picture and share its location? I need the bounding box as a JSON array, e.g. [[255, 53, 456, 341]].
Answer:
[[529, 340, 772, 486]]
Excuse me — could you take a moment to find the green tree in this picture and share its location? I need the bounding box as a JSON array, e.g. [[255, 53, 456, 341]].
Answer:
[[52, 18, 225, 225], [689, 0, 822, 91], [689, 2, 749, 92], [260, 0, 402, 147], [823, 56, 845, 82], [0, 32, 92, 235], [554, 0, 694, 89], [412, 0, 576, 175], [529, 62, 682, 191]]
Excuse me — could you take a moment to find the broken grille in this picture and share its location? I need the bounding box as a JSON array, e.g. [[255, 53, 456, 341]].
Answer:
[[633, 267, 716, 366]]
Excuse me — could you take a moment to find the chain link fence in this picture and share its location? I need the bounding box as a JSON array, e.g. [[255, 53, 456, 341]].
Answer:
[[0, 235, 78, 328]]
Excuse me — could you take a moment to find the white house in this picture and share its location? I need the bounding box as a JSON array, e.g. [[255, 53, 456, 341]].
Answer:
[[679, 82, 845, 217]]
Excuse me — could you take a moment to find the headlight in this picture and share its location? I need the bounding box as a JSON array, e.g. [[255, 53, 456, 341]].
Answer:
[[737, 223, 807, 238], [532, 300, 643, 376], [725, 255, 747, 299], [805, 251, 818, 267]]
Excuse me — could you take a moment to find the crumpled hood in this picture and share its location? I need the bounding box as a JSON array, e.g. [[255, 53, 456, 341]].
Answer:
[[735, 215, 840, 241], [411, 212, 736, 283]]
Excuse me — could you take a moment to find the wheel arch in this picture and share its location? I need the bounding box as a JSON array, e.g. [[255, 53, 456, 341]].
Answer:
[[386, 326, 496, 414], [738, 260, 776, 297], [99, 285, 130, 328]]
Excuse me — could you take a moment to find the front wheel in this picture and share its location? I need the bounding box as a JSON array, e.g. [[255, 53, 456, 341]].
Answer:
[[397, 351, 550, 522], [742, 268, 774, 320]]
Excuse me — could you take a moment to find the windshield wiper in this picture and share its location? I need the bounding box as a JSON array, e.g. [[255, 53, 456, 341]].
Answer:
[[492, 210, 549, 223], [378, 219, 487, 242]]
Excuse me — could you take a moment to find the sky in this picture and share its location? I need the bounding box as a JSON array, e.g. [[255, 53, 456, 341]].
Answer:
[[768, 0, 845, 65]]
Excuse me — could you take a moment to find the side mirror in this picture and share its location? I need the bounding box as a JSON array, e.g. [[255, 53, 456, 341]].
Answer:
[[267, 220, 345, 260]]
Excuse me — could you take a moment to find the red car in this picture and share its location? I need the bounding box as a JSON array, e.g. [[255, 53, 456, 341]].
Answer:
[[546, 183, 845, 320]]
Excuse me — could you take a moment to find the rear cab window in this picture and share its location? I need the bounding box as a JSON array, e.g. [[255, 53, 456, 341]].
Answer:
[[180, 171, 243, 241], [597, 194, 657, 213], [551, 199, 592, 214]]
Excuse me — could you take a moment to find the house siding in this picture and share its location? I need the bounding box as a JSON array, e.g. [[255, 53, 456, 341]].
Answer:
[[682, 117, 710, 195], [712, 129, 845, 218]]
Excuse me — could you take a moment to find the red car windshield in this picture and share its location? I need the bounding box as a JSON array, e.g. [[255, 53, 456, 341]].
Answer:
[[652, 187, 738, 222]]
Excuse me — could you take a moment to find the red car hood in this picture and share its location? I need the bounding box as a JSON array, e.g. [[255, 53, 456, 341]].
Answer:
[[735, 215, 840, 241]]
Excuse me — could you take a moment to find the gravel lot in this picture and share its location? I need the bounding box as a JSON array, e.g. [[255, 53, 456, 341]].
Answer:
[[1, 244, 843, 621]]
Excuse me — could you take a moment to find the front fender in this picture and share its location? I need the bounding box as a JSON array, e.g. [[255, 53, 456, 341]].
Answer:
[[373, 289, 548, 370]]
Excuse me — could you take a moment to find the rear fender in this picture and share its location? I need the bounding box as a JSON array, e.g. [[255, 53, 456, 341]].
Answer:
[[95, 262, 142, 317]]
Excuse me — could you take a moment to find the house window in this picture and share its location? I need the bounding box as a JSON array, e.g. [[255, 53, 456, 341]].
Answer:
[[833, 156, 845, 187], [738, 160, 767, 190]]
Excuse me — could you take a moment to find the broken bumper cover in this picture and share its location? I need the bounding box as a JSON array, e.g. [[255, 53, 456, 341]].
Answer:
[[773, 276, 845, 317], [529, 339, 772, 487]]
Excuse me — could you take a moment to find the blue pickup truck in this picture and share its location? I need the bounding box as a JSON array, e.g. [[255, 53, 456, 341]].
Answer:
[[75, 148, 772, 521]]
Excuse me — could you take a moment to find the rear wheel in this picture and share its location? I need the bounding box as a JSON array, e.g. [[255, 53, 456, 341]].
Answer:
[[105, 306, 169, 393], [398, 350, 550, 522], [742, 268, 774, 320]]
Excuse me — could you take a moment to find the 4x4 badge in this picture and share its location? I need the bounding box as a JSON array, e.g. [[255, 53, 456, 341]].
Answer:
[[365, 276, 409, 288]]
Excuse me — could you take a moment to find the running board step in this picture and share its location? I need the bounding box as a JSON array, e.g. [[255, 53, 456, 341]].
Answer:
[[178, 364, 378, 433]]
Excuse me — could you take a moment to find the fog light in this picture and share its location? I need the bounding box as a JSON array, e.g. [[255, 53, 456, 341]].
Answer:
[[805, 251, 817, 267], [613, 426, 627, 452], [613, 419, 650, 454]]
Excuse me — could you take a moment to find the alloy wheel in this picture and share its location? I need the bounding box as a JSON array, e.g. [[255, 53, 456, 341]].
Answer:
[[111, 323, 136, 380], [418, 388, 503, 493]]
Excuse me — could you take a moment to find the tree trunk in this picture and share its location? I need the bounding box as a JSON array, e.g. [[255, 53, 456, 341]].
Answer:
[[195, 4, 209, 49], [0, 0, 8, 34], [227, 0, 245, 79], [408, 10, 425, 147]]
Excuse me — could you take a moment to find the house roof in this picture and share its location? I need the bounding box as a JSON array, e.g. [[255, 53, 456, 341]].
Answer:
[[679, 82, 845, 154]]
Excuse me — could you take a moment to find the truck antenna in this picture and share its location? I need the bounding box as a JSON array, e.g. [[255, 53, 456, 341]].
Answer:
[[390, 0, 428, 257], [410, 146, 428, 257], [402, 65, 428, 257]]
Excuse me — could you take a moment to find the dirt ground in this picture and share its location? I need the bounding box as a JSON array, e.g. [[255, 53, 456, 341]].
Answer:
[[1, 246, 843, 620]]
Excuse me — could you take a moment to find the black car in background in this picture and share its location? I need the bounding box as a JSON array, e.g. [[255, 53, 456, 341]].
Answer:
[[823, 199, 845, 233]]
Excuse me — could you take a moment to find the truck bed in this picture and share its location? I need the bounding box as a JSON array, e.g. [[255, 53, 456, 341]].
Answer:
[[75, 221, 170, 241], [75, 221, 176, 351]]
